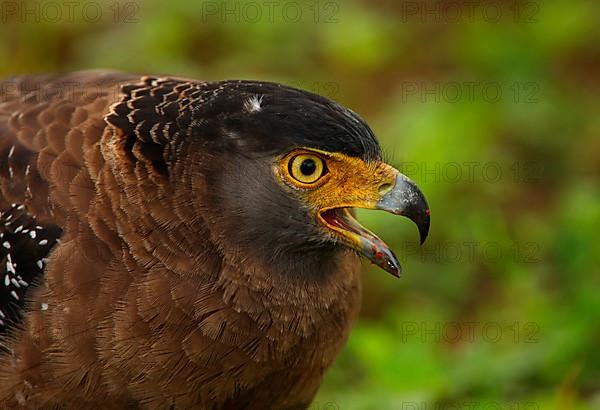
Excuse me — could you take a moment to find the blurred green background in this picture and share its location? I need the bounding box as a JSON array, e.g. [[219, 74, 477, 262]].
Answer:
[[1, 0, 598, 408]]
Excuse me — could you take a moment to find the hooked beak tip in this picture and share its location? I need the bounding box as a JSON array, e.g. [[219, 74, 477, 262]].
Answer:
[[377, 174, 430, 246], [418, 209, 431, 245]]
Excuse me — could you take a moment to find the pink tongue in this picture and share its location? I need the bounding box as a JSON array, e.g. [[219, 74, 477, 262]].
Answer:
[[322, 209, 366, 236], [323, 209, 353, 231], [321, 208, 402, 277]]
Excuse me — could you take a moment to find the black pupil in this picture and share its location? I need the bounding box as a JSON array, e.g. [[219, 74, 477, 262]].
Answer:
[[300, 158, 317, 176]]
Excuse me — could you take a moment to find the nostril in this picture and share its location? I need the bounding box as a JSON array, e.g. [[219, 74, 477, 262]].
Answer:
[[378, 182, 393, 195]]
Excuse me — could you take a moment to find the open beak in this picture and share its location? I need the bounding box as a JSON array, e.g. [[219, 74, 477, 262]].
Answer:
[[318, 167, 430, 277]]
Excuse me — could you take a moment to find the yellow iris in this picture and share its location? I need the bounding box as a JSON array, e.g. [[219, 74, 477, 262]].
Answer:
[[288, 154, 327, 185]]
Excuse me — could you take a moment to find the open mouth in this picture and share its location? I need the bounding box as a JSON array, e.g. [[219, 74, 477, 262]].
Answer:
[[313, 169, 429, 277], [319, 208, 403, 277], [320, 208, 368, 237]]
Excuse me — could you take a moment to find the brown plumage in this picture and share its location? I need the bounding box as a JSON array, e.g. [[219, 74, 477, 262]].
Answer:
[[0, 71, 429, 408]]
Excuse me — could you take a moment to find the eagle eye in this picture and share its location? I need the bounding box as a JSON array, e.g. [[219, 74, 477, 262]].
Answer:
[[288, 154, 327, 185]]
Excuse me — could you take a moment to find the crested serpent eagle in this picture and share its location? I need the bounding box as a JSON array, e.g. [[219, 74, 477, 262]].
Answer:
[[0, 71, 429, 408]]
